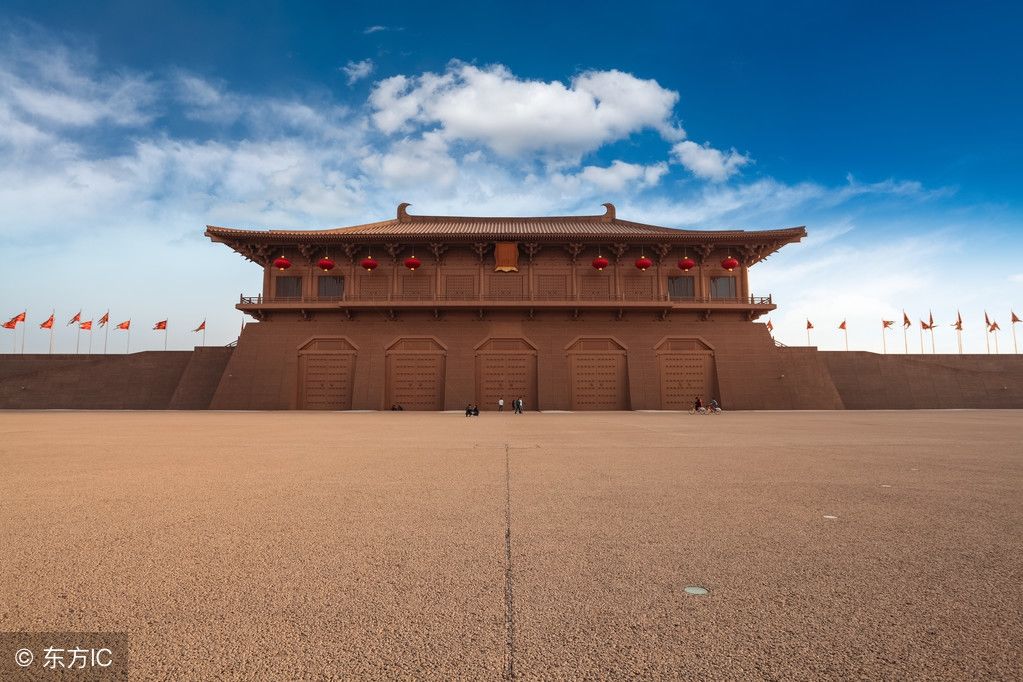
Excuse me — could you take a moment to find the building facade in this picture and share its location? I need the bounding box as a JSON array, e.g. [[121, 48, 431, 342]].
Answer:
[[205, 204, 809, 410]]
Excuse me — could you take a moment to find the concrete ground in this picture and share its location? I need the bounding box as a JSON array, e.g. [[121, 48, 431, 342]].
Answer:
[[1, 410, 1021, 680]]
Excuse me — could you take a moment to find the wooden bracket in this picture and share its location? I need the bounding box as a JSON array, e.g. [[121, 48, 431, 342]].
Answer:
[[652, 243, 672, 263], [384, 243, 403, 263], [563, 243, 585, 264], [470, 242, 491, 263], [297, 244, 319, 264], [609, 243, 629, 262], [521, 242, 542, 263], [342, 244, 362, 262], [694, 243, 714, 263], [428, 242, 449, 263]]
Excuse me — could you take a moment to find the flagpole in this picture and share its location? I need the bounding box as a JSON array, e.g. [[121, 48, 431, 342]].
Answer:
[[882, 329, 887, 354], [957, 330, 962, 355], [49, 311, 54, 355], [807, 328, 811, 346], [164, 321, 169, 351], [844, 328, 848, 351], [994, 330, 999, 354], [76, 323, 81, 354], [930, 328, 936, 354], [1013, 325, 1018, 354], [127, 326, 131, 354], [88, 328, 93, 354], [919, 327, 924, 354], [903, 327, 908, 353], [104, 319, 109, 354], [20, 308, 27, 354]]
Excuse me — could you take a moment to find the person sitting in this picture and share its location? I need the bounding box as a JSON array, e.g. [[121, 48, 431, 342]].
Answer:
[[471, 404, 480, 417], [709, 398, 721, 414], [465, 404, 473, 417], [693, 396, 705, 413]]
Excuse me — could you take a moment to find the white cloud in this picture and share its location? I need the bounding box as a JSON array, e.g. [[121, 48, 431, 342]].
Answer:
[[670, 140, 750, 181], [364, 25, 402, 34], [577, 161, 668, 192], [342, 59, 374, 85], [368, 62, 681, 160], [0, 33, 155, 130]]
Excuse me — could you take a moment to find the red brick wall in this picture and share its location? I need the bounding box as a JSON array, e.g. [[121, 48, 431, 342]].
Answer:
[[0, 348, 232, 410], [819, 351, 1023, 409], [2, 339, 1020, 410]]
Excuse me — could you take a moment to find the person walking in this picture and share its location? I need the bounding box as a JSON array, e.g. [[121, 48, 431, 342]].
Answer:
[[498, 397, 505, 412], [515, 396, 524, 414]]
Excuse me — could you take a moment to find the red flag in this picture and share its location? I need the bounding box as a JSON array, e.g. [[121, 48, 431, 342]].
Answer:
[[989, 321, 1000, 332], [98, 311, 110, 327], [953, 311, 963, 331], [984, 310, 990, 326], [192, 320, 206, 332], [153, 320, 167, 330], [116, 320, 131, 330], [902, 311, 911, 328], [882, 320, 894, 329], [766, 319, 774, 332], [4, 313, 24, 327], [928, 311, 934, 328], [838, 320, 846, 330], [80, 320, 93, 331], [1012, 311, 1021, 324], [12, 311, 26, 323], [1, 319, 16, 330], [67, 311, 81, 326], [920, 320, 931, 330], [40, 313, 55, 329], [806, 320, 814, 330]]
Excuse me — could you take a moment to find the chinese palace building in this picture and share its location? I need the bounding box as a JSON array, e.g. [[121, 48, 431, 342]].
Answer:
[[3, 203, 1019, 411], [204, 203, 818, 411]]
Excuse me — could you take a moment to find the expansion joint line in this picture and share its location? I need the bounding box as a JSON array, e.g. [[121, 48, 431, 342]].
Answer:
[[503, 443, 517, 680]]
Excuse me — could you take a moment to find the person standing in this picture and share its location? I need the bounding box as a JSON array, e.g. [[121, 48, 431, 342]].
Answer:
[[515, 396, 524, 414], [498, 397, 505, 412]]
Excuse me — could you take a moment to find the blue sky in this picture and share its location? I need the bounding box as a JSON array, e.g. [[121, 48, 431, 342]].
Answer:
[[1, 1, 1021, 353]]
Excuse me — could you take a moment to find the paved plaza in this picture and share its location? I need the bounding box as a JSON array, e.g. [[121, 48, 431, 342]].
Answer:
[[2, 410, 1021, 680]]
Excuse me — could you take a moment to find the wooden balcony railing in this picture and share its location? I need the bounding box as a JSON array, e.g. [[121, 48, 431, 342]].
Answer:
[[240, 293, 774, 305]]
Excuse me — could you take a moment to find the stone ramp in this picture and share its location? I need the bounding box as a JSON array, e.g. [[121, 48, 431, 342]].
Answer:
[[168, 347, 235, 409]]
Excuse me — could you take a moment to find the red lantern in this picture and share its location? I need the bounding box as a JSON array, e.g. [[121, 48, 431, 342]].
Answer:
[[273, 256, 291, 271], [721, 256, 739, 271], [316, 257, 335, 271], [592, 255, 609, 271], [635, 255, 653, 271], [360, 256, 379, 271], [678, 256, 696, 272], [404, 255, 421, 271]]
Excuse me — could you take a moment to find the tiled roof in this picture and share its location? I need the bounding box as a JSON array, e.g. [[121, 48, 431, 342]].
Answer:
[[205, 203, 806, 244]]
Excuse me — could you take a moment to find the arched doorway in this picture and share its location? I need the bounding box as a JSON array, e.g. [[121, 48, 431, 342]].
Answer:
[[385, 336, 447, 410], [565, 336, 630, 410], [474, 337, 538, 411], [297, 337, 358, 410], [655, 337, 718, 409]]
